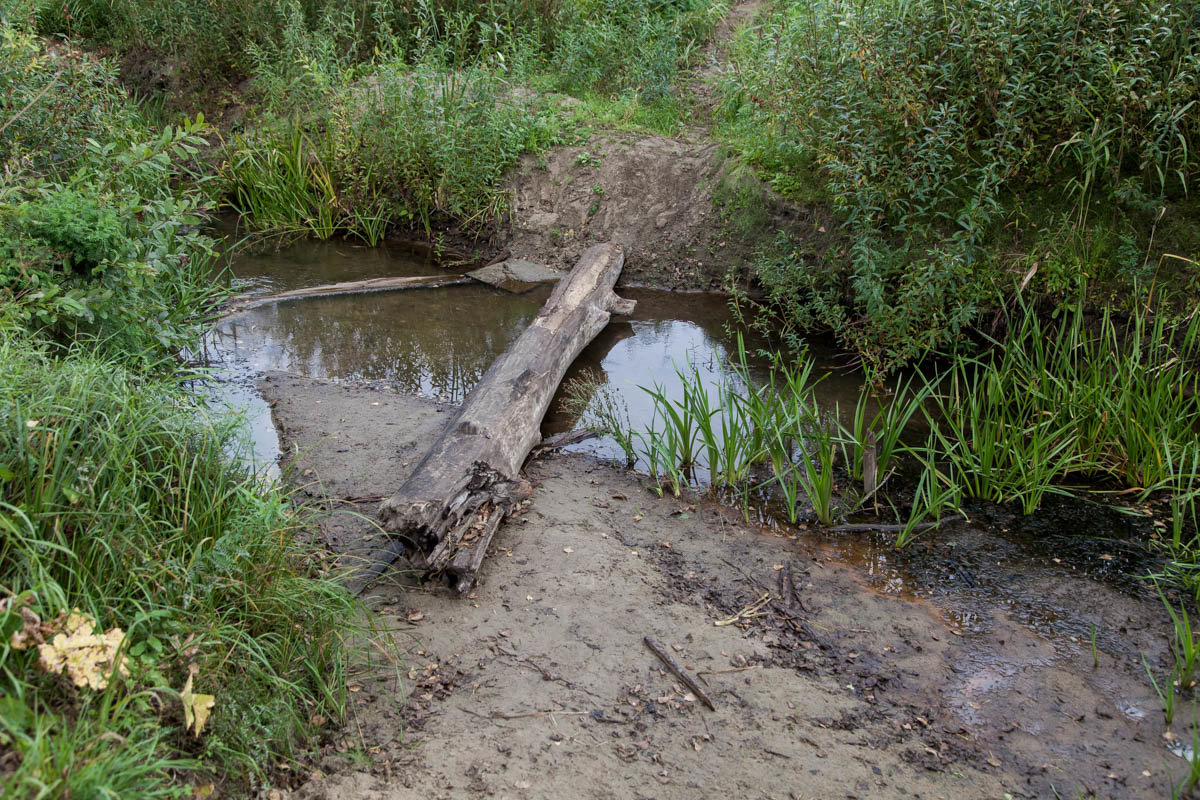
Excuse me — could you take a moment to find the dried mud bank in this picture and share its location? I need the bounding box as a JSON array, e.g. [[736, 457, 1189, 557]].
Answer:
[[262, 374, 1183, 800], [489, 132, 823, 293]]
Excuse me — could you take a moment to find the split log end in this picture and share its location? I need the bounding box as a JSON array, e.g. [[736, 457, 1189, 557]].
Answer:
[[607, 293, 637, 315]]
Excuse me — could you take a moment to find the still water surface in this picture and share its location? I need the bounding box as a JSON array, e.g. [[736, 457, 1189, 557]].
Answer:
[[206, 237, 864, 469]]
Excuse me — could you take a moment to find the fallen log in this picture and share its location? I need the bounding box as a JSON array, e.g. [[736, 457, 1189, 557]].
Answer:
[[371, 243, 633, 593], [222, 273, 471, 317]]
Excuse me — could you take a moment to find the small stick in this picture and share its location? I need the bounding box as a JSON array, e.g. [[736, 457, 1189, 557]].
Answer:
[[643, 636, 717, 711], [491, 710, 593, 720], [697, 665, 761, 676]]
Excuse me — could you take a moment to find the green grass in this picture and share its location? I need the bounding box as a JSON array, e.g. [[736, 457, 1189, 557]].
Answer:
[[915, 292, 1200, 506], [0, 332, 359, 795], [603, 288, 1197, 566]]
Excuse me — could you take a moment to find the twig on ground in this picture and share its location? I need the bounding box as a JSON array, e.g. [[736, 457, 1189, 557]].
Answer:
[[643, 636, 717, 711], [696, 665, 761, 676], [491, 709, 594, 720]]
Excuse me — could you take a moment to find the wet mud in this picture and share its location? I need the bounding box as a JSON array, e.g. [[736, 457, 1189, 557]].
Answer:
[[260, 374, 1191, 800]]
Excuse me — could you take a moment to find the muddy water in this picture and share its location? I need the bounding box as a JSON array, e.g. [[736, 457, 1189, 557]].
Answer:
[[206, 237, 865, 470]]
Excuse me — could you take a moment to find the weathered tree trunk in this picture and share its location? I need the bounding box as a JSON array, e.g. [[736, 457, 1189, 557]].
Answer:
[[222, 274, 471, 317], [373, 243, 633, 592]]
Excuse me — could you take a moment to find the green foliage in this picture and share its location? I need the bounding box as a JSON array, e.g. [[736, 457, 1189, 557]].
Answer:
[[618, 291, 1197, 555], [553, 0, 722, 100], [28, 0, 724, 238], [722, 0, 1200, 372], [224, 58, 563, 238], [1, 26, 221, 356], [903, 292, 1200, 544], [0, 335, 356, 795], [0, 22, 143, 170], [15, 187, 128, 274], [0, 22, 363, 795], [0, 154, 220, 356]]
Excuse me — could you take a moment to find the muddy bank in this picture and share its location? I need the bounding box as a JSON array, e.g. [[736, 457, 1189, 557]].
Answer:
[[263, 374, 1187, 800], [498, 132, 826, 293]]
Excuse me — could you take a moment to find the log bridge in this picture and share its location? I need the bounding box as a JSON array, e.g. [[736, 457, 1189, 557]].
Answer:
[[359, 243, 633, 593]]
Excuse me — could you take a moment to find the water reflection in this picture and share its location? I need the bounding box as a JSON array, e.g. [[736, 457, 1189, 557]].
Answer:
[[205, 237, 872, 477], [213, 284, 542, 401], [217, 232, 441, 297]]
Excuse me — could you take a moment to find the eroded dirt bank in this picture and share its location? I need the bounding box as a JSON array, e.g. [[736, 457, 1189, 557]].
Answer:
[[260, 373, 1184, 800]]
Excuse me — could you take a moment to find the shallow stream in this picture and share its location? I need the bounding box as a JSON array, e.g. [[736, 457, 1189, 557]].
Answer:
[[205, 236, 866, 470], [204, 235, 1170, 731]]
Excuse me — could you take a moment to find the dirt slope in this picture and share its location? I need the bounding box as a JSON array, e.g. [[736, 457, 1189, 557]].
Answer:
[[505, 135, 728, 289]]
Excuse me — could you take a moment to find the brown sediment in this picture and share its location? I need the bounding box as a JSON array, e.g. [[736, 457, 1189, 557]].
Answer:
[[264, 373, 1186, 800]]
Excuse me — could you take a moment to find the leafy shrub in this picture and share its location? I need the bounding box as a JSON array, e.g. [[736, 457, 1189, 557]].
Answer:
[[554, 0, 721, 99], [0, 26, 221, 356], [0, 22, 143, 170], [0, 22, 360, 794], [723, 0, 1200, 371], [225, 57, 563, 239]]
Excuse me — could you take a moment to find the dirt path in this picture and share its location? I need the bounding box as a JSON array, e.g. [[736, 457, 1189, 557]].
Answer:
[[498, 0, 820, 292], [262, 374, 1186, 800]]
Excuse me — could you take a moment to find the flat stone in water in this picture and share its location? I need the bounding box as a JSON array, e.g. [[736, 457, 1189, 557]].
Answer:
[[468, 258, 562, 293]]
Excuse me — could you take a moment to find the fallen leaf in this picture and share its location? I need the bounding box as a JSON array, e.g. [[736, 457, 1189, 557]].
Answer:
[[181, 671, 216, 736], [633, 514, 644, 522], [406, 611, 424, 622], [1099, 554, 1114, 561], [34, 609, 127, 690]]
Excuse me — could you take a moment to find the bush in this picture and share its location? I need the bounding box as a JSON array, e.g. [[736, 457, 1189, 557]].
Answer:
[[1, 26, 221, 357], [0, 21, 361, 795], [0, 22, 143, 170], [723, 0, 1200, 371], [224, 57, 563, 239], [553, 0, 722, 100]]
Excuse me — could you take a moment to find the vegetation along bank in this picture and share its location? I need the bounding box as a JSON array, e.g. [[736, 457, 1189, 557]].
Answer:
[[2, 0, 1200, 796]]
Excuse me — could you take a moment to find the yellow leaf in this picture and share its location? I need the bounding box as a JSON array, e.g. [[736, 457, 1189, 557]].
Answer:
[[33, 609, 126, 690], [181, 671, 217, 737]]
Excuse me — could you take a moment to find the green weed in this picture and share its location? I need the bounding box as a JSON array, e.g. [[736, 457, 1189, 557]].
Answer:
[[721, 0, 1200, 372], [0, 335, 360, 793], [1144, 654, 1179, 726], [559, 369, 637, 465], [894, 438, 963, 549]]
